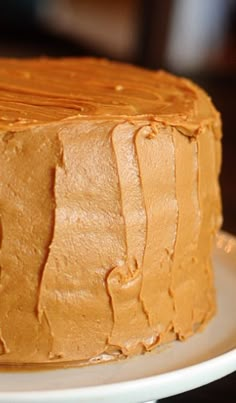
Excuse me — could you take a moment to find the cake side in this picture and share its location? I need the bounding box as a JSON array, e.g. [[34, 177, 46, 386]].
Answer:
[[0, 58, 222, 366], [0, 119, 221, 365]]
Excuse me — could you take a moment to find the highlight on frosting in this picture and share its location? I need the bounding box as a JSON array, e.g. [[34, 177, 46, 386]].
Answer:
[[0, 58, 222, 366]]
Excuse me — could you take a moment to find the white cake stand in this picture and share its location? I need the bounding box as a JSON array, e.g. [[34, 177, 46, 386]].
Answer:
[[0, 231, 235, 403]]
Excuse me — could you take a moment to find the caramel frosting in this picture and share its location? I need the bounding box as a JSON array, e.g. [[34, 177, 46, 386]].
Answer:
[[0, 58, 222, 366]]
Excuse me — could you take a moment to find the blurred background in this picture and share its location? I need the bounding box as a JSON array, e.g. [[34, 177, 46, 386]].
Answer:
[[0, 1, 235, 401], [0, 0, 235, 236]]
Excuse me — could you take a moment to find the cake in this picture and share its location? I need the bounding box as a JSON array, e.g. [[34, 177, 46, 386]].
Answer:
[[0, 58, 222, 367]]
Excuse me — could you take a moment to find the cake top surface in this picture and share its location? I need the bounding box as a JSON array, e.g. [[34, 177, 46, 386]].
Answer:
[[0, 57, 219, 133]]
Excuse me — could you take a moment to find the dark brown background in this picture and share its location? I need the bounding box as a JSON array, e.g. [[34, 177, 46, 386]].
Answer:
[[0, 1, 235, 401]]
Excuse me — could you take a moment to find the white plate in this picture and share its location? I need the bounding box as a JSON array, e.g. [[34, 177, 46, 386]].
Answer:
[[0, 231, 235, 403]]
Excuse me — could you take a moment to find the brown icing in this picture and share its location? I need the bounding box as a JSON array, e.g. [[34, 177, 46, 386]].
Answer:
[[0, 58, 222, 366]]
